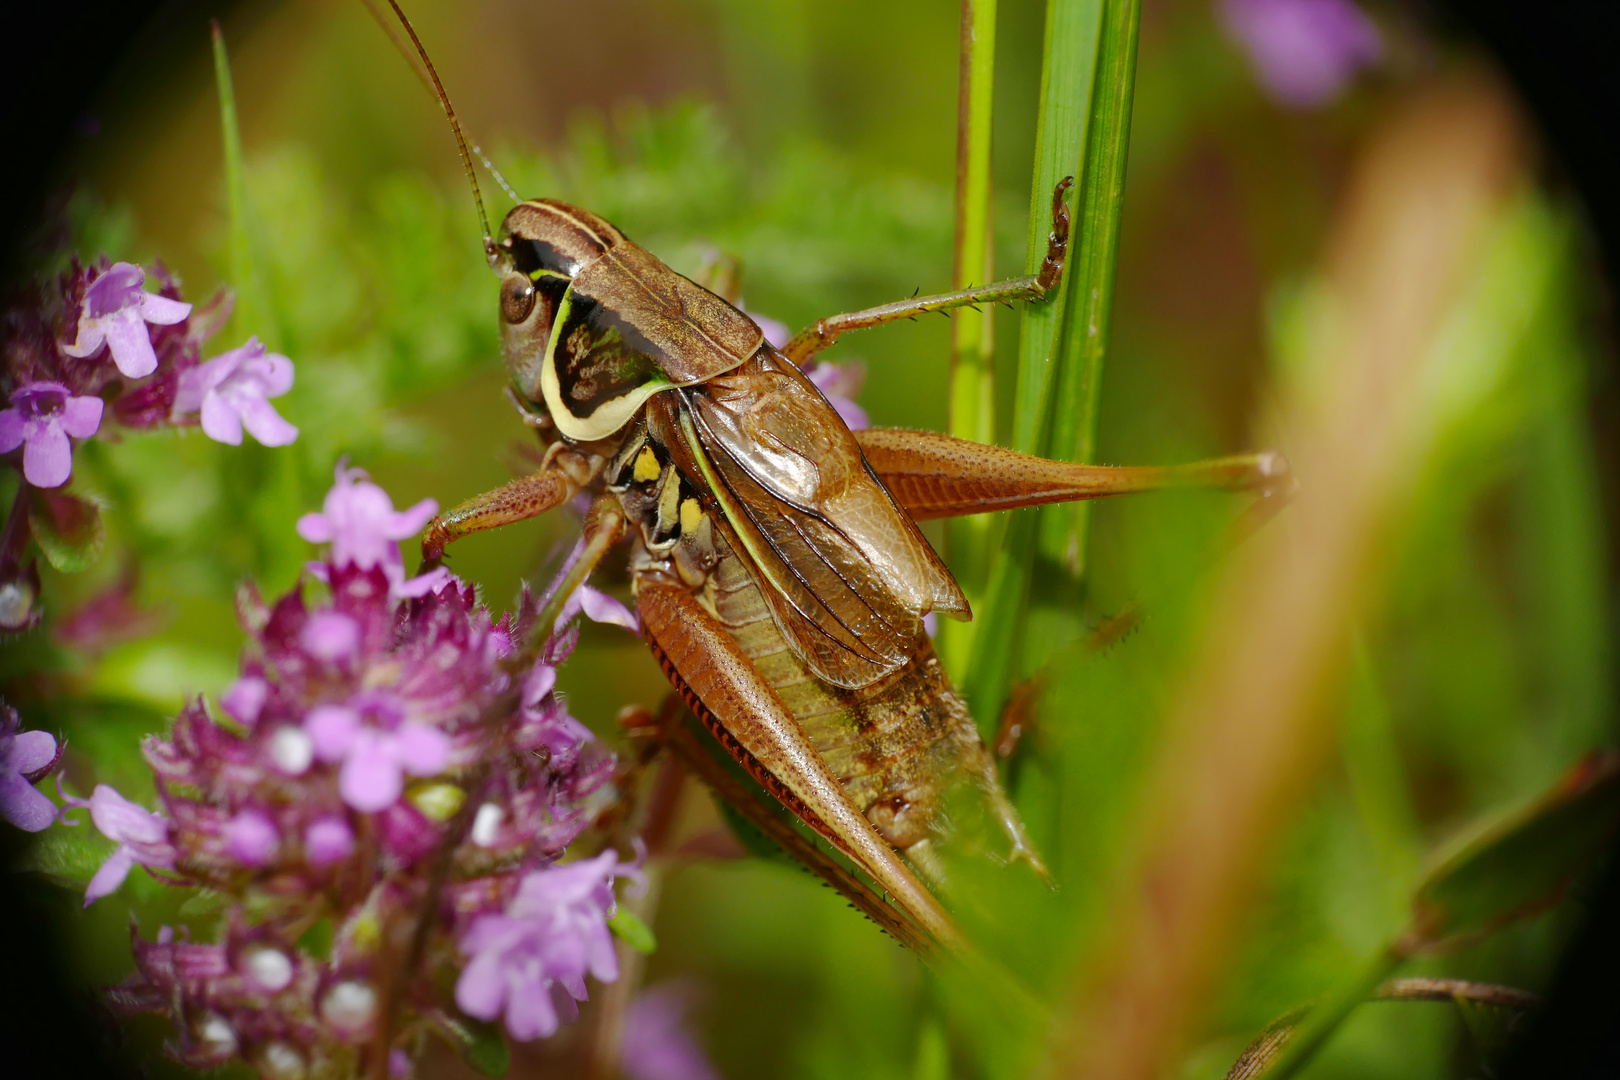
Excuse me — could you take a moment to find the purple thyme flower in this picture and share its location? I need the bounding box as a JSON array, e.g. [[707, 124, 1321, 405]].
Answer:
[[220, 674, 270, 727], [298, 464, 450, 599], [225, 808, 280, 866], [61, 783, 178, 906], [517, 660, 595, 771], [1219, 0, 1382, 109], [172, 336, 298, 446], [1, 705, 60, 832], [621, 983, 720, 1080], [560, 584, 639, 634], [805, 360, 869, 431], [0, 381, 104, 487], [304, 816, 354, 866], [455, 849, 625, 1041], [60, 261, 192, 379], [66, 467, 624, 1076], [304, 692, 452, 813]]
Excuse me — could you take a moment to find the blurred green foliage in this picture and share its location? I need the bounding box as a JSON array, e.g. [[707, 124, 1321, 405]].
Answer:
[[4, 1, 1616, 1078]]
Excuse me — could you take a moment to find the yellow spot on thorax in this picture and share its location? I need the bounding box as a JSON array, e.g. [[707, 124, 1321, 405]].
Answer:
[[680, 497, 703, 534], [632, 447, 661, 483]]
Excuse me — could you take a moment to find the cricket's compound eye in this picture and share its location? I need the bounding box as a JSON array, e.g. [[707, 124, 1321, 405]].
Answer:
[[497, 257, 571, 404], [500, 274, 536, 324]]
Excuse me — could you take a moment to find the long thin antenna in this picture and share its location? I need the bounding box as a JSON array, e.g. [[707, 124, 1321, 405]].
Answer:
[[378, 0, 499, 265], [360, 0, 520, 205]]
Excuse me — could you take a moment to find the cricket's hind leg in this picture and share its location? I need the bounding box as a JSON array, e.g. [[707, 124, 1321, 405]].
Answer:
[[856, 426, 1292, 521]]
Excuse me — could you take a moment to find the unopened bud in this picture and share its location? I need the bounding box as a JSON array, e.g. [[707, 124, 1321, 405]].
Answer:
[[194, 1013, 237, 1058], [259, 1041, 307, 1080], [320, 979, 377, 1033], [0, 577, 39, 632], [242, 945, 294, 992], [470, 802, 503, 847], [268, 726, 313, 775]]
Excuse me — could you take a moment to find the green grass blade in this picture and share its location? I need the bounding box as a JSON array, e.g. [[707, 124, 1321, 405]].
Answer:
[[1011, 0, 1104, 456], [1037, 0, 1141, 575], [962, 0, 1130, 733]]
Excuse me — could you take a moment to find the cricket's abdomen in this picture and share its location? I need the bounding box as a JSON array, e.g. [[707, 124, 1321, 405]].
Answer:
[[704, 534, 1032, 868]]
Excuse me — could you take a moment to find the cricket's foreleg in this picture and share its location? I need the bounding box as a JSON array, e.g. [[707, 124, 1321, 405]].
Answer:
[[420, 448, 596, 564], [637, 577, 963, 953], [782, 177, 1074, 365], [856, 427, 1292, 521]]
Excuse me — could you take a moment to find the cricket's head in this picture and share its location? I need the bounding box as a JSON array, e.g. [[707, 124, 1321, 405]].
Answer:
[[494, 199, 630, 419], [368, 5, 684, 446]]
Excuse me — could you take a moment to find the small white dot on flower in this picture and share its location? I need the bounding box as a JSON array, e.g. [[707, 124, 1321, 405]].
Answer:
[[242, 945, 294, 992], [470, 803, 503, 847], [259, 1041, 307, 1080], [321, 980, 378, 1031], [268, 726, 314, 775], [0, 580, 36, 629], [196, 1014, 237, 1056]]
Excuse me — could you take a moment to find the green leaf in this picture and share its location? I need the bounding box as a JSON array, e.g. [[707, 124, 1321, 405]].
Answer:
[[1407, 752, 1620, 953], [29, 489, 105, 572], [457, 1017, 511, 1079], [609, 909, 658, 954], [22, 818, 114, 885]]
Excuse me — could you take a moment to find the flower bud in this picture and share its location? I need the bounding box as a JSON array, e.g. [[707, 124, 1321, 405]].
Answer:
[[258, 1041, 307, 1080], [471, 802, 503, 847], [194, 1013, 237, 1059], [241, 945, 294, 992], [226, 809, 280, 867], [320, 979, 378, 1035], [0, 575, 40, 632], [305, 816, 354, 867], [267, 725, 314, 775]]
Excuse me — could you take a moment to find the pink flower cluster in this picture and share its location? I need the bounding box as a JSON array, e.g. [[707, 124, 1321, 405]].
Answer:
[[59, 466, 639, 1075], [1, 259, 297, 490]]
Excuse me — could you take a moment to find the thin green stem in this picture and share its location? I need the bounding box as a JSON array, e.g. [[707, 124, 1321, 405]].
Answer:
[[940, 0, 1000, 673], [210, 20, 277, 349], [948, 0, 1000, 449]]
